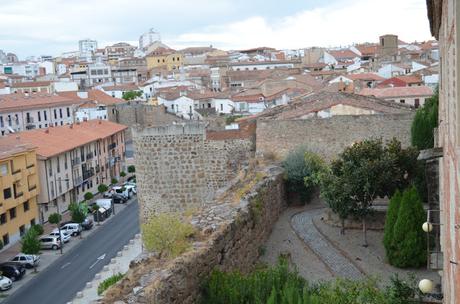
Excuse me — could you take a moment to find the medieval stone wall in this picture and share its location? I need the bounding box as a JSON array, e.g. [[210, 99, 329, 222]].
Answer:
[[101, 166, 286, 304], [132, 123, 254, 221], [256, 113, 414, 160]]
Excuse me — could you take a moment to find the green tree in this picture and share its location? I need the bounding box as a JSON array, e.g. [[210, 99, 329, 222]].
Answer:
[[303, 151, 327, 190], [111, 178, 118, 185], [391, 187, 426, 268], [69, 202, 88, 235], [141, 214, 195, 258], [120, 171, 126, 177], [30, 224, 44, 235], [122, 90, 143, 101], [411, 88, 438, 150], [21, 228, 41, 255], [98, 184, 109, 194], [383, 190, 403, 264], [319, 170, 355, 235], [84, 192, 94, 201], [48, 212, 63, 253], [127, 165, 135, 173]]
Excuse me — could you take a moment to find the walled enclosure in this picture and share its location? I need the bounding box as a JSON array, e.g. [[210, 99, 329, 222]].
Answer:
[[256, 113, 414, 160], [132, 123, 254, 221], [101, 166, 286, 304]]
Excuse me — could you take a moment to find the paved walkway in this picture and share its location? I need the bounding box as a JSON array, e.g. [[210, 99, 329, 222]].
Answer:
[[291, 208, 364, 280]]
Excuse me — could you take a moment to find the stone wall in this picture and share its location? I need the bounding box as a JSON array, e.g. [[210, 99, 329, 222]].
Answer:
[[108, 102, 181, 140], [256, 113, 414, 160], [101, 166, 286, 304], [132, 123, 254, 221]]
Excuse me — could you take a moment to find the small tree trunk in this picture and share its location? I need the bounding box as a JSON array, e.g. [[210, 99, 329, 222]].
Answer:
[[362, 218, 368, 247], [340, 218, 346, 235]]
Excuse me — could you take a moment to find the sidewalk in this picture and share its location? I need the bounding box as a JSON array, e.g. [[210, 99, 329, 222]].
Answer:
[[0, 196, 136, 301]]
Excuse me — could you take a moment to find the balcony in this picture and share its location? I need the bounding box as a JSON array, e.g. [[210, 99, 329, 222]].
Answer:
[[71, 158, 81, 167], [82, 168, 95, 181], [26, 163, 35, 169], [14, 191, 23, 199], [28, 185, 37, 192], [86, 152, 94, 160], [74, 176, 83, 186], [107, 143, 116, 150], [26, 117, 34, 125]]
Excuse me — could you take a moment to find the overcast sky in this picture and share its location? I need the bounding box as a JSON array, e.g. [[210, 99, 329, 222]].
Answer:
[[0, 0, 432, 59]]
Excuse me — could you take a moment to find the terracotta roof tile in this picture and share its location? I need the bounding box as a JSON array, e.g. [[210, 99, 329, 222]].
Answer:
[[359, 86, 433, 98], [11, 81, 52, 88], [0, 93, 80, 113]]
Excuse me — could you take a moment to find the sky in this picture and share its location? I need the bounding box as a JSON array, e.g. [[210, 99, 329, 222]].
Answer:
[[0, 0, 433, 59]]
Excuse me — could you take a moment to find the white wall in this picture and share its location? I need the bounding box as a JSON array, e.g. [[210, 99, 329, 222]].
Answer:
[[213, 98, 234, 114], [54, 81, 79, 92]]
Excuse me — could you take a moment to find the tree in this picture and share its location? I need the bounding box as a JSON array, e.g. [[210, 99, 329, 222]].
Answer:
[[69, 202, 88, 238], [383, 190, 403, 264], [84, 192, 94, 201], [48, 213, 63, 254], [21, 228, 41, 272], [127, 165, 135, 173], [120, 171, 126, 177], [391, 187, 426, 268], [30, 224, 44, 235], [98, 184, 109, 194], [327, 139, 395, 246], [411, 87, 438, 150], [122, 90, 143, 101], [111, 178, 118, 185], [141, 214, 195, 258], [319, 170, 355, 235]]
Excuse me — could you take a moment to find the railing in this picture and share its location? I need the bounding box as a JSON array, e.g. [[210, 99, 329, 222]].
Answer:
[[26, 163, 35, 169], [12, 169, 21, 175], [28, 185, 37, 191], [107, 143, 116, 150], [86, 152, 94, 160], [71, 158, 81, 167], [14, 192, 23, 199], [74, 176, 83, 186], [26, 117, 34, 124], [82, 168, 95, 181]]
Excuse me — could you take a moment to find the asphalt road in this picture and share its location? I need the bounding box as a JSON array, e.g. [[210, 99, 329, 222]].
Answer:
[[4, 199, 140, 304]]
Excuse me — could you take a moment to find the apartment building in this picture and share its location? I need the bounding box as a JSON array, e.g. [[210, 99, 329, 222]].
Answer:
[[9, 120, 127, 222], [11, 81, 53, 94], [0, 140, 39, 250], [0, 93, 78, 135]]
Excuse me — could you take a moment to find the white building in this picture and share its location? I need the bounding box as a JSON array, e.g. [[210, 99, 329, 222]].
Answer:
[[139, 29, 161, 51], [377, 64, 408, 79], [229, 61, 295, 71], [79, 39, 98, 59]]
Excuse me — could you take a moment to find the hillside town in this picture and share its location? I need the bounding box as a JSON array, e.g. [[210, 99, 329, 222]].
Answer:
[[0, 0, 458, 304]]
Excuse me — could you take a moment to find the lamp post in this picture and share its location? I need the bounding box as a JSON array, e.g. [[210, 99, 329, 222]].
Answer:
[[418, 279, 434, 294]]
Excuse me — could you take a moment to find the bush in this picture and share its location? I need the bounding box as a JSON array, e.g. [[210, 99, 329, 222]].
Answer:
[[31, 224, 44, 235], [111, 178, 118, 185], [127, 165, 135, 173], [120, 171, 126, 177], [411, 87, 438, 150], [282, 147, 323, 203], [84, 192, 94, 201], [391, 187, 426, 268], [98, 184, 109, 194], [142, 214, 195, 258], [383, 190, 402, 264], [200, 257, 417, 304], [69, 202, 88, 224], [21, 229, 41, 255], [97, 273, 124, 295], [48, 213, 62, 225]]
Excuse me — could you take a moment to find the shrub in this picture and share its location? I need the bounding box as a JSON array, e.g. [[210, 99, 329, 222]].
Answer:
[[225, 115, 243, 125], [31, 224, 44, 235], [120, 171, 126, 177], [111, 178, 118, 185], [69, 202, 88, 224], [98, 184, 109, 194], [84, 192, 94, 201], [411, 87, 438, 150], [142, 214, 195, 258], [282, 147, 323, 203], [127, 165, 135, 173], [97, 273, 124, 295], [383, 190, 402, 264], [48, 213, 62, 225], [391, 187, 426, 268], [21, 229, 41, 255]]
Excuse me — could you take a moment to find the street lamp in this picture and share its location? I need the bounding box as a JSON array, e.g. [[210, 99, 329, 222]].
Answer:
[[422, 222, 433, 232], [418, 279, 434, 294]]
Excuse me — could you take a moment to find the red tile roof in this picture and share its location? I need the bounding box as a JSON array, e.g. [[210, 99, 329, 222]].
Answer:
[[347, 73, 385, 81], [11, 81, 52, 88], [5, 120, 127, 158], [359, 86, 433, 98], [0, 137, 36, 160], [328, 49, 358, 60], [0, 93, 81, 113]]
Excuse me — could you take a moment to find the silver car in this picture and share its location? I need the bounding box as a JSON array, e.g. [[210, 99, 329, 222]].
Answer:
[[39, 236, 61, 250], [0, 275, 12, 291], [10, 253, 40, 269]]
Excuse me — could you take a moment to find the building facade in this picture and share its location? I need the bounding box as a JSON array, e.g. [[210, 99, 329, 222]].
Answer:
[[0, 141, 39, 250]]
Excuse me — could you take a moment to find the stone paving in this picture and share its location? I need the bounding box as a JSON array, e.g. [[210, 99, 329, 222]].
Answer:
[[291, 208, 365, 280]]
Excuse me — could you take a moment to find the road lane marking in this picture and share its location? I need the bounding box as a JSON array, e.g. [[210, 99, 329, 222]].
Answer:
[[89, 253, 106, 269], [61, 262, 71, 269]]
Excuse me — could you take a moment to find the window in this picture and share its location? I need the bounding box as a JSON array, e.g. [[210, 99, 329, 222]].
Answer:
[[24, 201, 30, 212], [54, 109, 57, 119], [30, 218, 35, 226], [0, 116, 3, 127], [56, 156, 60, 173], [67, 107, 70, 117], [38, 111, 41, 122], [9, 207, 16, 219], [48, 161, 52, 176], [2, 234, 9, 246], [0, 163, 8, 176], [64, 153, 68, 170], [400, 99, 405, 104], [3, 188, 11, 199], [59, 109, 63, 118], [0, 213, 6, 225], [19, 225, 25, 237], [220, 104, 223, 111], [58, 182, 62, 194], [44, 110, 47, 120], [60, 121, 63, 126], [414, 99, 420, 108]]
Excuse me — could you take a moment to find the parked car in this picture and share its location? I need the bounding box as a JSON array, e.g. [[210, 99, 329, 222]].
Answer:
[[10, 253, 40, 269], [59, 223, 82, 236], [81, 217, 93, 230], [112, 193, 128, 204], [103, 190, 113, 198], [112, 186, 132, 199], [0, 275, 12, 291], [127, 175, 136, 183], [49, 230, 71, 243], [0, 263, 26, 281], [124, 184, 137, 195], [39, 236, 61, 250]]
